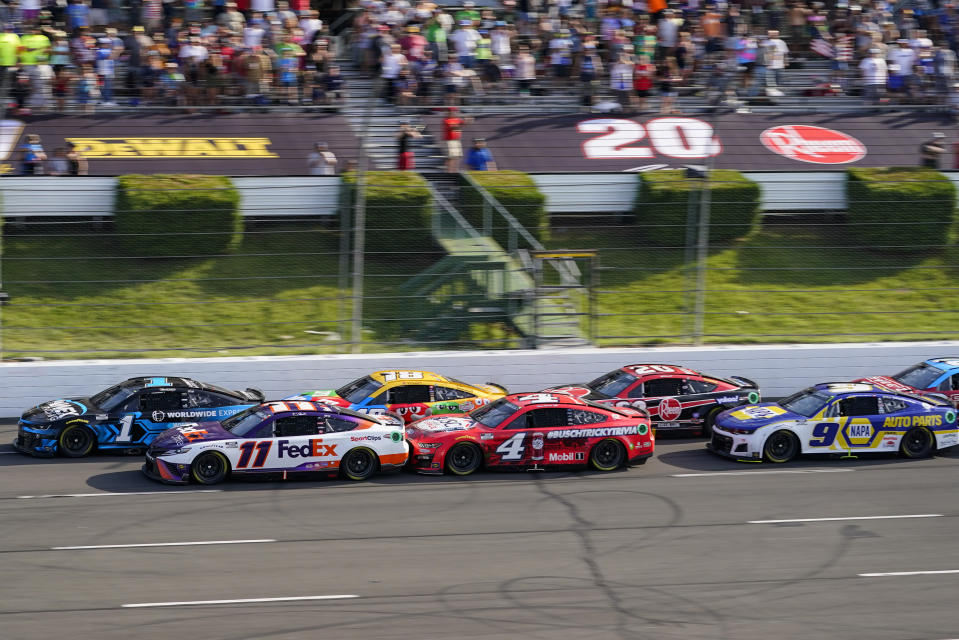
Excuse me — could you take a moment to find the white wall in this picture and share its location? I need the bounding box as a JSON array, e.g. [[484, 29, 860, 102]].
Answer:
[[531, 173, 638, 213], [741, 172, 847, 211], [4, 341, 958, 417]]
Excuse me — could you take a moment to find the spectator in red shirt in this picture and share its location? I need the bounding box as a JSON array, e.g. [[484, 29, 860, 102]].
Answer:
[[443, 106, 472, 172], [400, 25, 427, 62], [633, 54, 655, 111]]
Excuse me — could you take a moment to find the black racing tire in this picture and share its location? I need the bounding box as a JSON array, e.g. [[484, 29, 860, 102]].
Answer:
[[445, 442, 483, 476], [58, 424, 95, 458], [763, 430, 799, 463], [340, 447, 378, 481], [702, 407, 723, 439], [589, 438, 626, 472], [190, 451, 230, 485], [899, 427, 935, 459]]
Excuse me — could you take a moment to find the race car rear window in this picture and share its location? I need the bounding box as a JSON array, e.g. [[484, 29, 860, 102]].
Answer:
[[434, 386, 474, 401], [643, 378, 684, 397], [687, 380, 718, 394], [778, 389, 833, 418], [892, 363, 942, 390], [587, 370, 637, 398], [471, 399, 520, 428], [336, 376, 384, 403]]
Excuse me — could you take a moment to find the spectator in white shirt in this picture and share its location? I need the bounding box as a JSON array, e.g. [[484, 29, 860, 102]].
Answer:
[[765, 30, 789, 92], [451, 20, 480, 68], [860, 47, 887, 104]]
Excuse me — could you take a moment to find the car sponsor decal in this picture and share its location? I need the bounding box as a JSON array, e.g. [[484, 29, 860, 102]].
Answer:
[[863, 376, 913, 393], [40, 399, 85, 419], [882, 415, 943, 428], [546, 425, 640, 439], [547, 450, 585, 463], [413, 416, 473, 432], [730, 405, 787, 421], [658, 397, 682, 421]]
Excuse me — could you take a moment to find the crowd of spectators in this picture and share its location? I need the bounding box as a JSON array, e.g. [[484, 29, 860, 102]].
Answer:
[[353, 0, 959, 110], [0, 0, 345, 112]]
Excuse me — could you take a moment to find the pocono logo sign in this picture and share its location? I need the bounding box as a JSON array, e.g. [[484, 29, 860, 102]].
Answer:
[[759, 125, 866, 164]]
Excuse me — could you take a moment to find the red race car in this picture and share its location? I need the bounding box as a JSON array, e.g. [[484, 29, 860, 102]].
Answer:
[[406, 392, 654, 476], [545, 364, 759, 437]]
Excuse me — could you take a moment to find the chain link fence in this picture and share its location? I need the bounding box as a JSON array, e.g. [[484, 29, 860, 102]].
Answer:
[[3, 169, 958, 360]]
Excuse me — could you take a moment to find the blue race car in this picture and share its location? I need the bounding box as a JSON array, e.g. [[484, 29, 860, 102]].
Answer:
[[15, 377, 264, 458], [708, 382, 958, 463], [857, 357, 959, 405]]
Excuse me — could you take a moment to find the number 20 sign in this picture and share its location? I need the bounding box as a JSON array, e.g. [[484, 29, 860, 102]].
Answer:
[[577, 117, 721, 160]]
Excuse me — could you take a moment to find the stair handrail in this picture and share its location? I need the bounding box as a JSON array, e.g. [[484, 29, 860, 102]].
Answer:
[[424, 181, 485, 242], [460, 172, 581, 285]]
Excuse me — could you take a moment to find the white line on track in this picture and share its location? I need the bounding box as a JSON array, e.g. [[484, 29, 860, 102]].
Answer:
[[122, 595, 360, 608], [750, 514, 942, 524], [672, 469, 852, 477], [859, 570, 959, 577], [17, 490, 222, 499], [52, 539, 275, 550], [0, 451, 20, 454]]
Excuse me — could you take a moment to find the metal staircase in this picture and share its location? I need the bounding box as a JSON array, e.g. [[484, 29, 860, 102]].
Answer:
[[397, 173, 590, 348]]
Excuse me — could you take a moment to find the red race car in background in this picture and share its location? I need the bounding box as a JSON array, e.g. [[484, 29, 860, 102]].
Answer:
[[406, 393, 654, 476], [545, 364, 760, 437]]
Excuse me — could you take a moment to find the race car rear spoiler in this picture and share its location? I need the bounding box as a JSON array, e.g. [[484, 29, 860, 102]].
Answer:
[[486, 382, 509, 394], [728, 376, 758, 389], [240, 387, 265, 402]]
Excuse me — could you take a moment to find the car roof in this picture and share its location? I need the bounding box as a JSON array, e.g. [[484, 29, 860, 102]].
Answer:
[[811, 382, 946, 405], [506, 392, 593, 407], [260, 400, 378, 422], [925, 357, 959, 373], [122, 376, 242, 397], [621, 364, 701, 377], [369, 370, 449, 384]]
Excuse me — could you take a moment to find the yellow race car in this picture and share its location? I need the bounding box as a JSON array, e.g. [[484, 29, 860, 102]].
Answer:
[[286, 370, 508, 423]]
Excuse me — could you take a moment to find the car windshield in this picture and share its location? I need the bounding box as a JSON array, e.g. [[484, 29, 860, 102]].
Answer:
[[90, 382, 138, 411], [892, 363, 943, 390], [222, 406, 272, 437], [335, 376, 383, 403], [587, 370, 638, 398], [470, 399, 520, 428], [778, 389, 834, 418]]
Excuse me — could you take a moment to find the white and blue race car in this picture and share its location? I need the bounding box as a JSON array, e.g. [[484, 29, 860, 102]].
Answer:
[[708, 382, 958, 463]]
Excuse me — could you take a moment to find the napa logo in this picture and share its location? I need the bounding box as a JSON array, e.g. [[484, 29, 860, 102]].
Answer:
[[844, 419, 875, 446]]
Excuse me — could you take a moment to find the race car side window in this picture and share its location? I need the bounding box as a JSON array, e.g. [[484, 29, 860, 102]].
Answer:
[[686, 379, 718, 394], [434, 386, 474, 401], [625, 383, 645, 398], [187, 389, 224, 408], [568, 409, 607, 425], [527, 408, 571, 429], [388, 385, 431, 404], [881, 397, 909, 413], [275, 415, 319, 437], [839, 396, 880, 417], [643, 378, 685, 397], [139, 391, 185, 412]]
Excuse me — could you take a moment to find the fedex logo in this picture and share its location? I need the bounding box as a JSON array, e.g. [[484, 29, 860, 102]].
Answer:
[[277, 439, 338, 459]]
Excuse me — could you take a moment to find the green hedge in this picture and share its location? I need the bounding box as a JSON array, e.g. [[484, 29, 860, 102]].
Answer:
[[636, 170, 761, 247], [460, 171, 548, 246], [115, 175, 242, 257], [846, 167, 956, 251], [342, 171, 434, 256]]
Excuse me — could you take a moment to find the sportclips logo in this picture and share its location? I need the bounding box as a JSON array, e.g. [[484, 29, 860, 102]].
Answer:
[[759, 125, 866, 164]]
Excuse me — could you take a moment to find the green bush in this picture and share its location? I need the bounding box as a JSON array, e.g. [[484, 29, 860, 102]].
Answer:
[[461, 171, 549, 246], [115, 174, 241, 257], [846, 167, 956, 251], [342, 171, 434, 256], [636, 170, 761, 247]]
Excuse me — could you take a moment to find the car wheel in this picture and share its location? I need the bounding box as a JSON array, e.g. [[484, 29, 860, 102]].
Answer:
[[341, 447, 378, 481], [445, 442, 483, 476], [58, 424, 95, 458], [763, 430, 799, 463], [589, 438, 626, 471], [702, 407, 723, 439], [190, 452, 229, 485], [900, 427, 935, 459]]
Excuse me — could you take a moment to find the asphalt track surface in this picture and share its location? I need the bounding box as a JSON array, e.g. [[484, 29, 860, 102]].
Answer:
[[3, 419, 959, 640]]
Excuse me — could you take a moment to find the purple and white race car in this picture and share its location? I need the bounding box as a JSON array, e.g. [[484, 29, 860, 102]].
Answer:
[[142, 401, 408, 484]]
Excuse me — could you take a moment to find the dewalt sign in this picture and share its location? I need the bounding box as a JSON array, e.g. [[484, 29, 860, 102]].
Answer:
[[64, 137, 278, 159]]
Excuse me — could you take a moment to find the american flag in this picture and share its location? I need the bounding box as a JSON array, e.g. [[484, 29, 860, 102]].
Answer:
[[810, 35, 835, 58]]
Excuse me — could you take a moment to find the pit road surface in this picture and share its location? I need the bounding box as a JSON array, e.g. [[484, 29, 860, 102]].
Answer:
[[3, 420, 959, 640]]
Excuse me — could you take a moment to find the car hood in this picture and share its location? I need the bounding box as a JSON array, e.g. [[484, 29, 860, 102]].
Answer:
[[150, 421, 235, 450], [407, 416, 477, 439], [544, 384, 607, 401], [20, 397, 95, 424], [716, 402, 800, 431], [857, 375, 917, 394], [284, 390, 349, 406]]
